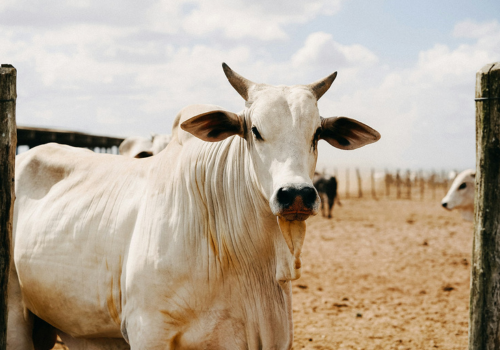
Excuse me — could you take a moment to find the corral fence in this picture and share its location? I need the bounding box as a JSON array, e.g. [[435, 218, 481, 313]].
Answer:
[[316, 167, 457, 201], [17, 126, 124, 154], [2, 62, 500, 350]]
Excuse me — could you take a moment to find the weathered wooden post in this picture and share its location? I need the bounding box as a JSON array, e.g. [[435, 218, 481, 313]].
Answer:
[[429, 172, 436, 199], [356, 168, 363, 198], [0, 64, 16, 349], [405, 169, 412, 200], [395, 169, 401, 199], [419, 170, 425, 200], [384, 169, 392, 198], [469, 62, 500, 350], [371, 168, 377, 200], [345, 168, 350, 199]]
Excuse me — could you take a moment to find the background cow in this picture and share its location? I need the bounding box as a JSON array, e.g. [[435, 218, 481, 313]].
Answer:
[[314, 173, 340, 218], [119, 133, 171, 158], [9, 63, 380, 349], [441, 169, 475, 221]]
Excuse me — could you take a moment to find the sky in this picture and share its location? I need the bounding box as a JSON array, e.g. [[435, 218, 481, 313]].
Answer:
[[1, 0, 499, 171]]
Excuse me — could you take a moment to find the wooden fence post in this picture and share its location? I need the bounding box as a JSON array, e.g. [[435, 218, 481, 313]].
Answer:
[[419, 170, 425, 200], [469, 62, 500, 350], [395, 169, 401, 199], [384, 169, 392, 198], [0, 64, 16, 349], [371, 168, 377, 200], [345, 168, 350, 199], [356, 168, 363, 198], [429, 172, 436, 199], [405, 170, 412, 200]]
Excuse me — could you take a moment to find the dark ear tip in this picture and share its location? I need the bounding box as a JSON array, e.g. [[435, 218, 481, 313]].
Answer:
[[222, 62, 230, 72]]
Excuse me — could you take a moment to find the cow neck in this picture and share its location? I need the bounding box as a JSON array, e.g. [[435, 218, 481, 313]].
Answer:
[[184, 135, 294, 325], [153, 133, 298, 283], [148, 134, 294, 338], [188, 136, 276, 271]]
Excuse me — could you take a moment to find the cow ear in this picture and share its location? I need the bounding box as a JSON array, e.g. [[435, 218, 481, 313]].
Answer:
[[180, 105, 244, 142], [321, 116, 380, 150]]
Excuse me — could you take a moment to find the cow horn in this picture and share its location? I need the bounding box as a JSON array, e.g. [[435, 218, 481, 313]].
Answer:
[[307, 71, 338, 100], [222, 63, 255, 101]]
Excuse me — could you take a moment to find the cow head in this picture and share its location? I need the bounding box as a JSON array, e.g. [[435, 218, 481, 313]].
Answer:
[[181, 63, 380, 278], [441, 169, 475, 221]]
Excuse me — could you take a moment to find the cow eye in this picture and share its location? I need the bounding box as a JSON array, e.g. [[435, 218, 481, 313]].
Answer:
[[251, 126, 263, 141], [458, 183, 466, 190]]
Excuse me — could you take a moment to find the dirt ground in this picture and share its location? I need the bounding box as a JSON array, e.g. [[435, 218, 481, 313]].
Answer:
[[54, 196, 471, 349], [291, 197, 472, 350]]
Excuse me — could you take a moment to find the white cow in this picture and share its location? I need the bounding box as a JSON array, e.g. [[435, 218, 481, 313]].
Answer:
[[150, 133, 172, 155], [441, 169, 475, 221], [8, 63, 380, 349], [119, 134, 171, 158]]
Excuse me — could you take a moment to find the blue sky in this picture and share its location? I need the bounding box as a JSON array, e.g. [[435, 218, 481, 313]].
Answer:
[[1, 0, 499, 171]]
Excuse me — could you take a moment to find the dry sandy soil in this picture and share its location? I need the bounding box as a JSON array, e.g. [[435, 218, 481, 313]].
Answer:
[[291, 197, 472, 350], [54, 196, 472, 349]]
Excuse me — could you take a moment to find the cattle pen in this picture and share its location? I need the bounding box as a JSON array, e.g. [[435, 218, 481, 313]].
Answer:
[[0, 62, 499, 350]]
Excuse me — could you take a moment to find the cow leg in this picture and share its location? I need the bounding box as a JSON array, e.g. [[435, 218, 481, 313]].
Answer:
[[320, 193, 326, 217], [32, 316, 57, 350], [58, 332, 130, 350], [327, 196, 334, 219], [7, 266, 34, 350], [124, 314, 166, 350]]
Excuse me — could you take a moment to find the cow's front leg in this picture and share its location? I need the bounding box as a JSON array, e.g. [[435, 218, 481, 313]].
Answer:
[[125, 310, 251, 350], [124, 311, 180, 350], [327, 197, 334, 219], [320, 193, 327, 217], [58, 332, 130, 350], [7, 267, 35, 350]]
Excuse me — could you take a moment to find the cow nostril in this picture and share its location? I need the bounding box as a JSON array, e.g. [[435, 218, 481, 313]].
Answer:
[[277, 186, 317, 210], [277, 187, 294, 207], [442, 202, 448, 208], [301, 187, 317, 207]]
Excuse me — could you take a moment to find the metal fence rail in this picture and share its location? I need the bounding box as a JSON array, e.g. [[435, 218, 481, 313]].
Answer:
[[17, 126, 124, 151]]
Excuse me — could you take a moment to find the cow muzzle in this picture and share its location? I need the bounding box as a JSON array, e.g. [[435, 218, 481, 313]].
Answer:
[[270, 184, 319, 221]]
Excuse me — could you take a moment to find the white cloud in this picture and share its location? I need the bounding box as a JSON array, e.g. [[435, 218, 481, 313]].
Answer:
[[292, 32, 378, 69], [0, 0, 343, 41], [453, 19, 500, 40], [1, 1, 499, 170], [181, 0, 342, 40]]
